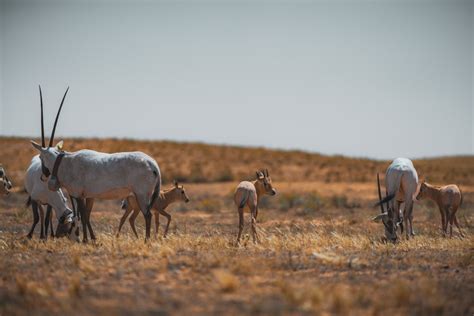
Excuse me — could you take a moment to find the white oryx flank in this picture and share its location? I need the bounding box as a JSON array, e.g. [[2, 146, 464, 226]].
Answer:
[[234, 169, 276, 244], [31, 86, 161, 241], [416, 181, 465, 237], [25, 154, 79, 240], [374, 158, 418, 242], [117, 181, 190, 238], [0, 165, 13, 196]]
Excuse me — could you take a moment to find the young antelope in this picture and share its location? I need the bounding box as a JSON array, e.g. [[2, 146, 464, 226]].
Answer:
[[416, 181, 464, 237], [234, 169, 276, 244], [117, 181, 190, 238]]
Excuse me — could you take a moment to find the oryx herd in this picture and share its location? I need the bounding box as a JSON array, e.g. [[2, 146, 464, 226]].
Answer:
[[0, 88, 468, 244]]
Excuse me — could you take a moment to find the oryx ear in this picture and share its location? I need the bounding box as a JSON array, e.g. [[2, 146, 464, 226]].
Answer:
[[174, 180, 178, 188], [31, 140, 44, 152], [256, 171, 264, 180], [55, 140, 64, 151], [372, 213, 387, 222]]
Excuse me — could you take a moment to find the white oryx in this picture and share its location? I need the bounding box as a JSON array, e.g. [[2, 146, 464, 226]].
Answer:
[[373, 158, 418, 242], [0, 165, 13, 196], [31, 86, 161, 241], [25, 154, 79, 240]]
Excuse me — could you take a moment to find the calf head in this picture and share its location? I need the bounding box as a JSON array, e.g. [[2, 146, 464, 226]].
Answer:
[[255, 169, 277, 196]]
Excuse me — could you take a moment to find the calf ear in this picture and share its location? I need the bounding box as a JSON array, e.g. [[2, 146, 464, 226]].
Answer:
[[31, 140, 44, 152]]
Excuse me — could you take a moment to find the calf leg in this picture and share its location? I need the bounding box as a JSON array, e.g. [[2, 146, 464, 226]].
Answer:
[[250, 206, 259, 244], [129, 209, 140, 238], [448, 208, 455, 238], [27, 201, 40, 239], [438, 206, 447, 236], [117, 207, 133, 237], [453, 215, 464, 237], [160, 210, 172, 238], [236, 208, 244, 244]]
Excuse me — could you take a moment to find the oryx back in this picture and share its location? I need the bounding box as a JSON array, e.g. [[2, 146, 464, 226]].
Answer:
[[58, 150, 160, 200]]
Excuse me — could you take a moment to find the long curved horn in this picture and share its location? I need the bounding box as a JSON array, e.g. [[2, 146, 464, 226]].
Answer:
[[377, 173, 385, 214], [39, 85, 45, 147], [49, 87, 69, 147]]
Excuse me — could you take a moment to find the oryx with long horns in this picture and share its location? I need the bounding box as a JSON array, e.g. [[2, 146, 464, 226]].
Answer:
[[373, 158, 418, 242], [31, 86, 162, 241]]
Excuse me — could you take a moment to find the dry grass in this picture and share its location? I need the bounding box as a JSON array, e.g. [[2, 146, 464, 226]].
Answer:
[[0, 181, 473, 315], [0, 137, 473, 315]]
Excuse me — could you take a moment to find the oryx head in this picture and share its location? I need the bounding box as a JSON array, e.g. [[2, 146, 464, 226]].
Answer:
[[172, 180, 190, 203], [0, 166, 13, 196], [372, 173, 399, 243], [56, 190, 79, 239], [30, 86, 68, 191], [255, 169, 277, 196]]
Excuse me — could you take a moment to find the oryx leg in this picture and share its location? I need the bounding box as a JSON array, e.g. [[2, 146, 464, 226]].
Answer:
[[160, 209, 172, 238], [154, 211, 160, 238], [128, 209, 140, 239], [135, 193, 152, 241], [406, 200, 415, 237], [27, 201, 40, 239], [49, 207, 54, 238], [396, 200, 403, 233], [75, 198, 89, 243], [117, 207, 133, 237], [44, 205, 53, 239], [38, 204, 45, 240], [236, 207, 244, 245], [85, 198, 95, 241], [145, 211, 152, 241]]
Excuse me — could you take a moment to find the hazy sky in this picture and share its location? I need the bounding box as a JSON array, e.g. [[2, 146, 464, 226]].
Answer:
[[0, 0, 472, 159]]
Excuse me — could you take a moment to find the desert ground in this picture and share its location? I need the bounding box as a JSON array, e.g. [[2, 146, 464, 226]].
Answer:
[[0, 137, 473, 315]]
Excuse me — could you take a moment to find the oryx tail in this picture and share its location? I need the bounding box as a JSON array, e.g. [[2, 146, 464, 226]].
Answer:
[[146, 170, 162, 216], [374, 171, 403, 208]]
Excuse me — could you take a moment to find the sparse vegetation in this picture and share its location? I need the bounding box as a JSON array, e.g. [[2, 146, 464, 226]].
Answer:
[[0, 137, 472, 315]]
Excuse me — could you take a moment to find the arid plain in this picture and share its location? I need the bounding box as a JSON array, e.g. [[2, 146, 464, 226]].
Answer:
[[0, 137, 472, 315]]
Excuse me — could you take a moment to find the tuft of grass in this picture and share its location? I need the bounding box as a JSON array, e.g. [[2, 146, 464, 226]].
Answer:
[[213, 269, 240, 293]]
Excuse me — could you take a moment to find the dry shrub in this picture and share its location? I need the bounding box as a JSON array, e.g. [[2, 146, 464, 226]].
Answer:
[[213, 269, 240, 293]]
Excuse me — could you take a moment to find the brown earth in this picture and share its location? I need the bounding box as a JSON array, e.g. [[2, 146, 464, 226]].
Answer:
[[0, 137, 472, 315]]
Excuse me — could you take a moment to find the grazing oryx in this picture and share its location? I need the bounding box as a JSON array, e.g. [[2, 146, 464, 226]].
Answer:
[[233, 169, 276, 244], [374, 158, 418, 242], [0, 165, 13, 196], [416, 181, 464, 237], [25, 153, 79, 240], [31, 86, 161, 241], [117, 181, 190, 238]]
